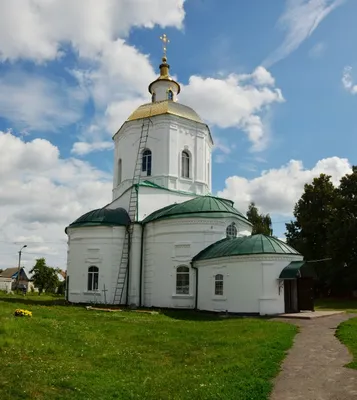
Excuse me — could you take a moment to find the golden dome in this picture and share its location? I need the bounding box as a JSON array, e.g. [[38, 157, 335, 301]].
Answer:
[[127, 100, 203, 123]]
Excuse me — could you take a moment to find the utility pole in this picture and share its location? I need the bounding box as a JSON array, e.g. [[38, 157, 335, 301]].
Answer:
[[17, 244, 27, 290]]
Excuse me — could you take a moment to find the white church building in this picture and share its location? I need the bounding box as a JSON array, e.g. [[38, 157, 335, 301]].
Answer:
[[65, 39, 314, 315]]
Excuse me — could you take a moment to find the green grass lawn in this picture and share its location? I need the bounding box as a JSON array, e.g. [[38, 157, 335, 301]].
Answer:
[[336, 318, 357, 370], [316, 297, 357, 371], [0, 294, 296, 400]]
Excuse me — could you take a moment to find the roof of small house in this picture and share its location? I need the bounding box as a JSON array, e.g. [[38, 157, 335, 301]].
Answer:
[[142, 195, 251, 225], [66, 207, 130, 233], [192, 234, 301, 262], [0, 267, 30, 280]]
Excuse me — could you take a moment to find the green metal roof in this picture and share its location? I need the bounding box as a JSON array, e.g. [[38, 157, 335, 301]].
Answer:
[[66, 207, 130, 232], [279, 261, 305, 279], [192, 234, 301, 261], [279, 261, 317, 279], [142, 195, 250, 224]]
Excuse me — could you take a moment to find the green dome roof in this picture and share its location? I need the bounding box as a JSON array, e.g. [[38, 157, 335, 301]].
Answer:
[[192, 234, 300, 261], [66, 207, 130, 232], [142, 196, 250, 224]]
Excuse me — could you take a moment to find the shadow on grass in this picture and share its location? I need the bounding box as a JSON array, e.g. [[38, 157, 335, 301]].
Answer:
[[0, 296, 232, 321], [161, 309, 263, 321], [0, 296, 264, 322], [161, 309, 222, 321], [315, 298, 357, 311]]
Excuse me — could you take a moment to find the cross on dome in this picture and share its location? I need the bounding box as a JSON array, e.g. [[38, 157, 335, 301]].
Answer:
[[159, 33, 170, 61], [148, 33, 181, 100]]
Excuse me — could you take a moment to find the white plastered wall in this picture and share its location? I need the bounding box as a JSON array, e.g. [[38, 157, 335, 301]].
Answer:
[[0, 278, 12, 293], [112, 114, 212, 201], [150, 79, 180, 102], [107, 185, 196, 221], [66, 225, 126, 304], [195, 254, 303, 315], [141, 216, 252, 309]]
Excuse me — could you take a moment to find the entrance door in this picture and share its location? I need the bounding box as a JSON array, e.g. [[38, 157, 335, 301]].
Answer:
[[297, 277, 314, 311], [284, 280, 298, 313]]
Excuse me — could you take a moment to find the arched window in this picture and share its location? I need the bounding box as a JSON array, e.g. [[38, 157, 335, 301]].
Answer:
[[117, 158, 122, 185], [142, 149, 152, 176], [167, 89, 174, 101], [226, 222, 237, 238], [176, 266, 189, 294], [88, 266, 99, 291], [181, 150, 190, 179], [151, 92, 156, 103], [215, 274, 224, 296]]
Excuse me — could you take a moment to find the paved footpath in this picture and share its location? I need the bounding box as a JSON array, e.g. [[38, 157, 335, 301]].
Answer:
[[271, 314, 357, 400]]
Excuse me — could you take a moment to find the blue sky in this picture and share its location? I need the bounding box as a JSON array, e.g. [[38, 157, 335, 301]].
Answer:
[[0, 0, 355, 268]]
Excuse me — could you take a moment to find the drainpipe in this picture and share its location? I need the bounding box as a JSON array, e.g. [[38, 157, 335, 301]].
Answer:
[[191, 261, 198, 310], [139, 223, 145, 307]]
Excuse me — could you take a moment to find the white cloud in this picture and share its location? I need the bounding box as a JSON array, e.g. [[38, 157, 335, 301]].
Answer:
[[308, 42, 327, 58], [0, 131, 112, 270], [251, 66, 276, 86], [264, 0, 345, 67], [71, 141, 113, 156], [218, 156, 352, 216], [0, 0, 185, 143], [0, 72, 87, 131], [342, 66, 357, 94], [0, 2, 285, 154], [181, 67, 284, 152], [0, 0, 185, 63], [213, 137, 236, 163]]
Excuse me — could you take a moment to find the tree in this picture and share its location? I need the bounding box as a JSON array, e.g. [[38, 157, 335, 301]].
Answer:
[[30, 258, 59, 295], [285, 174, 339, 294], [285, 174, 336, 254], [285, 169, 357, 296], [0, 269, 3, 274], [246, 202, 273, 235], [327, 167, 357, 294]]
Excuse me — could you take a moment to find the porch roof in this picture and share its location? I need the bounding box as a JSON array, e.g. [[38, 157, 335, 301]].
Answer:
[[279, 261, 306, 280]]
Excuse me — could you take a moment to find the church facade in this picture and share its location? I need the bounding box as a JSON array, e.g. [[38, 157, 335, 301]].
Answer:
[[65, 41, 312, 315]]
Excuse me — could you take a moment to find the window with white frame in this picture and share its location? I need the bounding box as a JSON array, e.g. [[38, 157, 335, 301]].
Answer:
[[181, 150, 190, 179], [176, 266, 190, 294], [167, 89, 174, 101], [142, 149, 152, 176], [88, 266, 99, 291], [226, 222, 237, 238], [215, 274, 224, 296], [152, 92, 156, 103]]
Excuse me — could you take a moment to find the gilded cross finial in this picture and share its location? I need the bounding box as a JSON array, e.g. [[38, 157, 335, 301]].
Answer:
[[159, 33, 170, 60]]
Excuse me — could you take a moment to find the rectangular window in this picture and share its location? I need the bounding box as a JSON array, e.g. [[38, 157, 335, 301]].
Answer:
[[176, 266, 190, 294], [88, 266, 99, 291], [142, 150, 152, 176], [214, 274, 224, 296]]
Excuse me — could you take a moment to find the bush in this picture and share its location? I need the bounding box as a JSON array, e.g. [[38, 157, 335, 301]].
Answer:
[[57, 281, 65, 295]]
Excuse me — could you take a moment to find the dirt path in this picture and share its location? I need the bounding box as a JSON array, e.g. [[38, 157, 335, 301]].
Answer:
[[271, 314, 357, 400]]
